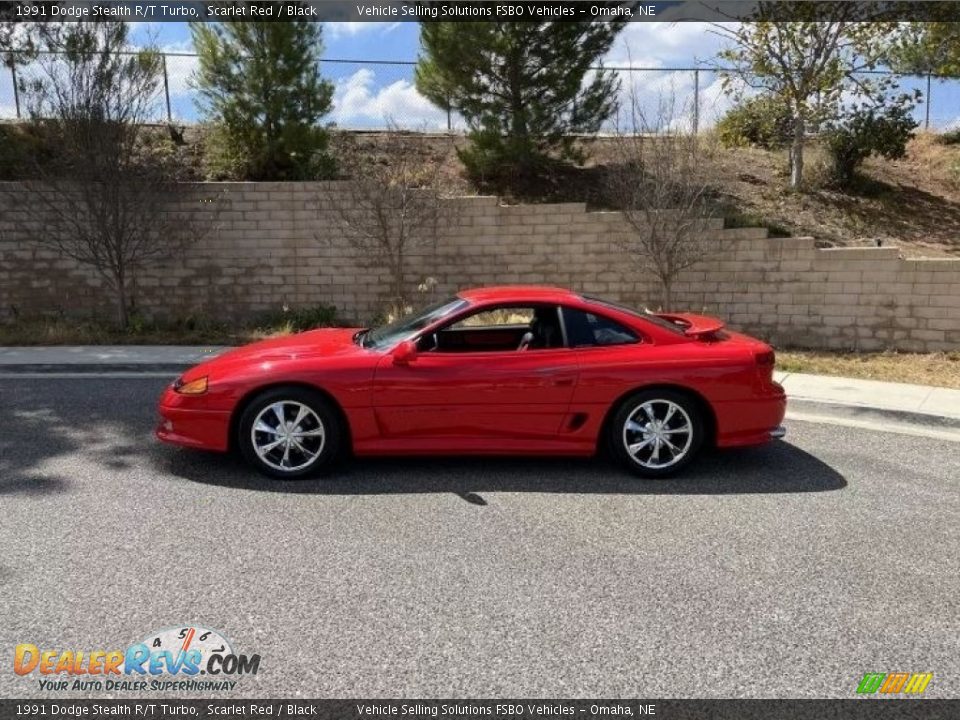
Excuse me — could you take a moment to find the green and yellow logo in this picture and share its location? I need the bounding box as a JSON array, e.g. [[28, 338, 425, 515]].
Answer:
[[856, 672, 933, 695]]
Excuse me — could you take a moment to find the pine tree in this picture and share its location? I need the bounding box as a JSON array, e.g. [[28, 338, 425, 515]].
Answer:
[[191, 6, 334, 180], [415, 21, 626, 188]]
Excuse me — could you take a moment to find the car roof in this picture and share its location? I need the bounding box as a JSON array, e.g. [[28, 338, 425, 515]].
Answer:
[[457, 285, 583, 304]]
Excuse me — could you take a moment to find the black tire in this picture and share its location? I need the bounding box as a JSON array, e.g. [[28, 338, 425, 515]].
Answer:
[[237, 386, 342, 479], [608, 389, 704, 478]]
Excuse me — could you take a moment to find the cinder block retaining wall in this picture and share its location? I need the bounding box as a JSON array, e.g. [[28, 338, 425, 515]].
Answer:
[[1, 181, 958, 352]]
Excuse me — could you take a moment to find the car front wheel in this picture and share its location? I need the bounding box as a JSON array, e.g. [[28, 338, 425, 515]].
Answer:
[[610, 390, 704, 478], [237, 387, 341, 479]]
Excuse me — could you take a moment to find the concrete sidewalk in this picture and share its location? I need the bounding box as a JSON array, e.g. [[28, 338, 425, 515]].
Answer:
[[0, 345, 957, 423], [0, 345, 229, 373], [775, 371, 960, 422]]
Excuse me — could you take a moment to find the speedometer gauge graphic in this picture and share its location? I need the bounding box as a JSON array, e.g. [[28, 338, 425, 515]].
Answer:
[[140, 625, 233, 670]]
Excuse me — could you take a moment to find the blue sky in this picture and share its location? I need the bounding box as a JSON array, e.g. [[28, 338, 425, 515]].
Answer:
[[132, 19, 423, 58], [123, 21, 745, 128], [3, 22, 958, 129]]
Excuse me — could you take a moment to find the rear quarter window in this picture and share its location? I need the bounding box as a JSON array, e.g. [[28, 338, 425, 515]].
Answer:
[[583, 296, 686, 335], [563, 308, 638, 347]]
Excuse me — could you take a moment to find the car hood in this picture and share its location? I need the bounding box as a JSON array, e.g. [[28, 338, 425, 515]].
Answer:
[[185, 327, 365, 377]]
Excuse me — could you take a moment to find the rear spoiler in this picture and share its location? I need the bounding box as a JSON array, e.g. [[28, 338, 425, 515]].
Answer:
[[654, 313, 726, 338]]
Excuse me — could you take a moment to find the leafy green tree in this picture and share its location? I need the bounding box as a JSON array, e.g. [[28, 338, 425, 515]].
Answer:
[[714, 4, 898, 189], [887, 16, 960, 76], [715, 94, 794, 150], [1, 3, 59, 73], [415, 21, 627, 189], [191, 7, 334, 180], [823, 96, 918, 186], [1, 3, 39, 60]]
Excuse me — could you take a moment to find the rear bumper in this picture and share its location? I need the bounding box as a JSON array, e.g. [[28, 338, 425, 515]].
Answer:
[[714, 384, 787, 448]]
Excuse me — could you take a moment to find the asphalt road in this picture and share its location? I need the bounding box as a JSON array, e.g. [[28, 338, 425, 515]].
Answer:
[[1, 376, 958, 699]]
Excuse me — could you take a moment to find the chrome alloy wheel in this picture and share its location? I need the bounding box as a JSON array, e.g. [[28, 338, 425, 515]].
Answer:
[[250, 401, 326, 472], [622, 399, 694, 470]]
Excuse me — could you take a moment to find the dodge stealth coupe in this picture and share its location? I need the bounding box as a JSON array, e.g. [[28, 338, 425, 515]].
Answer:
[[156, 286, 786, 479]]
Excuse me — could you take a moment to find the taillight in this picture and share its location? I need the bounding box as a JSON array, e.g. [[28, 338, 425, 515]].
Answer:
[[755, 350, 776, 381], [755, 350, 776, 367]]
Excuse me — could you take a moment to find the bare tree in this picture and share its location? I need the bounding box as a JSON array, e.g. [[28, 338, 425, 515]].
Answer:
[[325, 125, 455, 315], [8, 22, 219, 327], [605, 91, 718, 311]]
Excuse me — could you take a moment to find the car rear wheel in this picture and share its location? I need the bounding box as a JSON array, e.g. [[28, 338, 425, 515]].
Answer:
[[610, 390, 704, 478], [238, 387, 341, 479]]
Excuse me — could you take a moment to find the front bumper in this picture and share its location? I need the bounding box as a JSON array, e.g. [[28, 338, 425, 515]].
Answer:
[[156, 386, 231, 452]]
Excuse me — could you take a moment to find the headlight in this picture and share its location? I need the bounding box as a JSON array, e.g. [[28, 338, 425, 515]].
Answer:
[[174, 376, 208, 395]]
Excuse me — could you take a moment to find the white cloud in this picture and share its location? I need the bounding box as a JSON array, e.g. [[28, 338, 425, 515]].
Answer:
[[325, 22, 401, 41], [606, 22, 734, 68], [128, 21, 162, 34], [600, 23, 747, 133], [331, 68, 449, 129], [161, 45, 200, 97]]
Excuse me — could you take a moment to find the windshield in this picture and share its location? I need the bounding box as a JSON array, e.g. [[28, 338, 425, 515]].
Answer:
[[583, 296, 686, 334], [360, 297, 468, 349]]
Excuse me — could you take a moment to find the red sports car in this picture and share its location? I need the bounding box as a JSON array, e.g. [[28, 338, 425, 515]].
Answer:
[[156, 286, 786, 479]]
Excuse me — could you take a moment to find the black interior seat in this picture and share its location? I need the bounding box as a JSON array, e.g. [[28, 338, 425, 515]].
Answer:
[[529, 308, 563, 349]]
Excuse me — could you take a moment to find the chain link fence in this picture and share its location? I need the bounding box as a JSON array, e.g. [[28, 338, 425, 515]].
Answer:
[[3, 51, 960, 132]]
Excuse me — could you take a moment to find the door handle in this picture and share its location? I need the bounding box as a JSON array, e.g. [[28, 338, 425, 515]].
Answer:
[[532, 367, 576, 386]]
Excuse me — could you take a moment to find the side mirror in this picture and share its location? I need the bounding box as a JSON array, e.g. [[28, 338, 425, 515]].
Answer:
[[392, 340, 418, 365]]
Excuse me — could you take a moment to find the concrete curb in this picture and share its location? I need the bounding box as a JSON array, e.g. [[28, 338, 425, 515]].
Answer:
[[787, 398, 960, 431], [775, 371, 960, 423]]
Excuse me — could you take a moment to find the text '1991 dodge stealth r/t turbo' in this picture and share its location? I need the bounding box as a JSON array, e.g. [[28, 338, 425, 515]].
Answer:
[[156, 286, 786, 479]]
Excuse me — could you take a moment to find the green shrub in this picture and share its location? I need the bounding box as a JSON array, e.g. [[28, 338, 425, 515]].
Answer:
[[457, 127, 572, 191], [0, 123, 53, 180], [200, 123, 249, 181], [200, 122, 335, 181], [723, 210, 791, 238], [823, 101, 917, 186], [716, 95, 794, 150], [936, 127, 960, 145]]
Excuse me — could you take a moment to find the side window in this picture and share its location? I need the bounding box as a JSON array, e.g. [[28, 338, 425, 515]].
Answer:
[[426, 305, 564, 353], [563, 308, 638, 347], [450, 307, 534, 329]]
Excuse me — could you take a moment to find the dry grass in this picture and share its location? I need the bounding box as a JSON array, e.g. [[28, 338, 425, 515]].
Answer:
[[777, 350, 960, 389], [353, 131, 960, 258], [697, 133, 960, 259], [14, 125, 960, 256]]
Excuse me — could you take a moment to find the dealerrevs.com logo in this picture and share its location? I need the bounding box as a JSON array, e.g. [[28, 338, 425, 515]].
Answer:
[[13, 625, 260, 692], [856, 672, 933, 695]]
